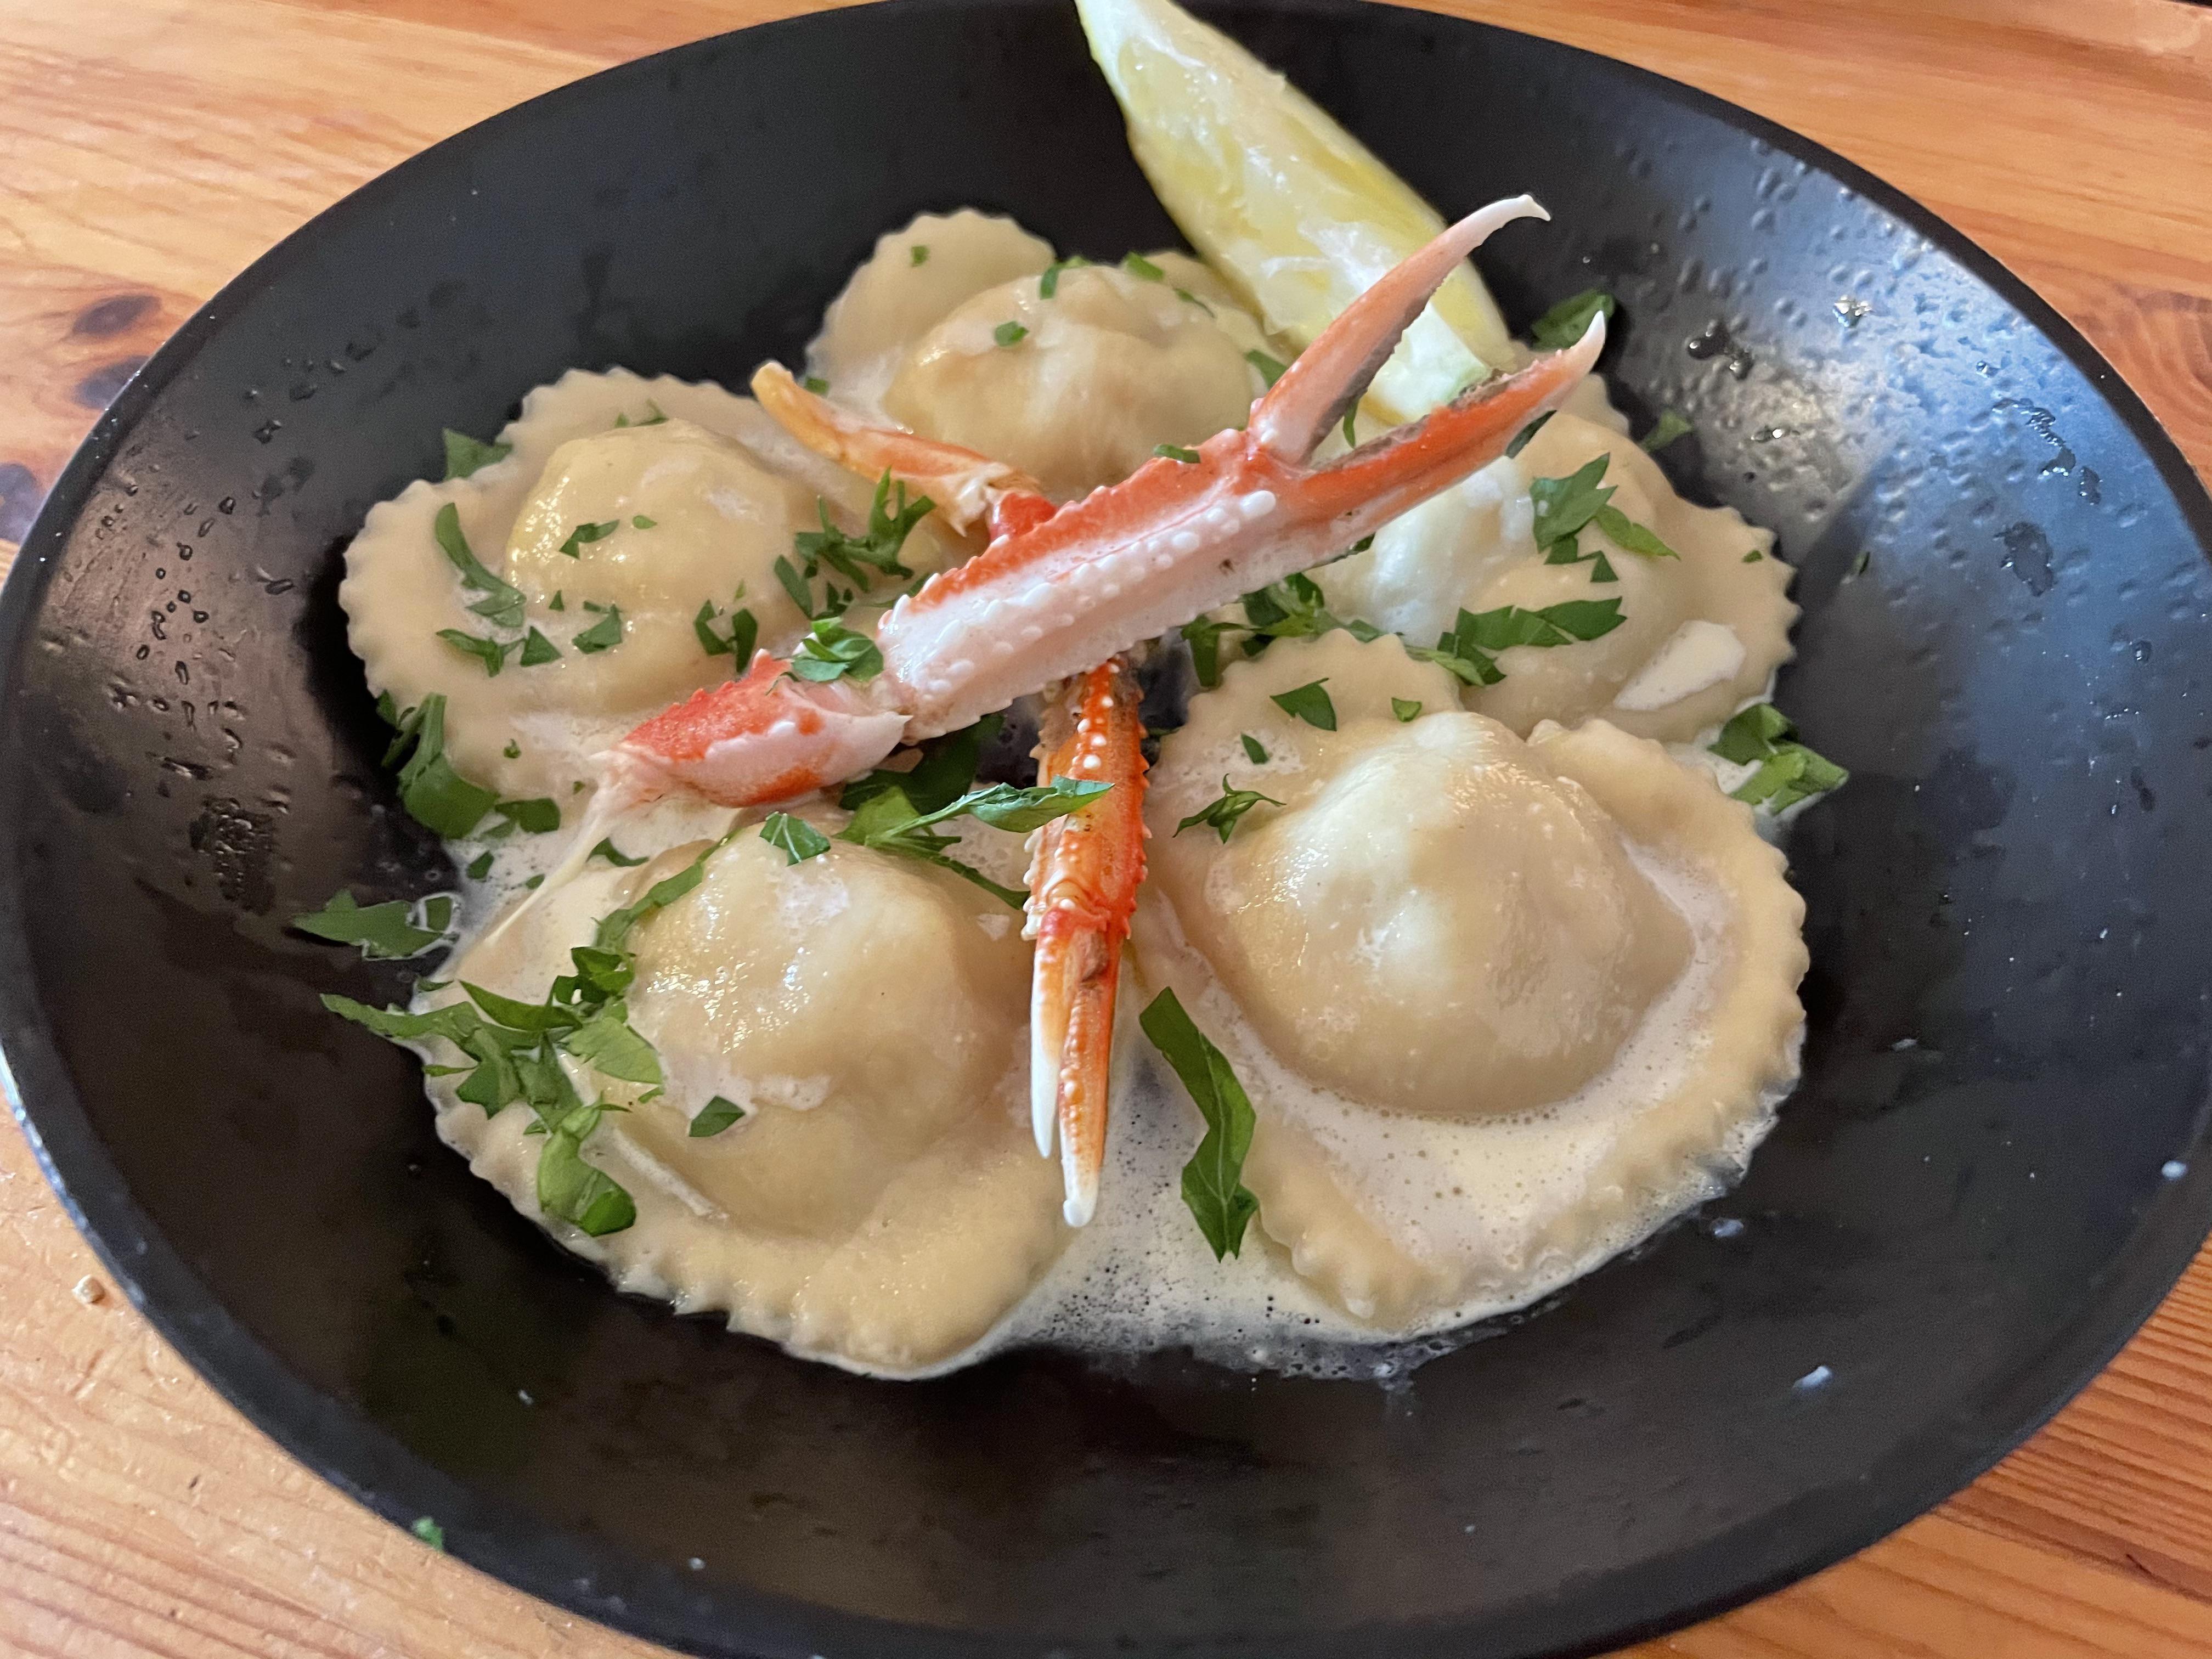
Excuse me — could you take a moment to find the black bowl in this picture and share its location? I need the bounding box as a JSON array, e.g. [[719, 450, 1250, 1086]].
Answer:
[[4, 2, 2210, 1654]]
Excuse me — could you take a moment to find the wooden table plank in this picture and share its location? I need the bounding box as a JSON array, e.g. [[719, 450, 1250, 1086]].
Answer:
[[0, 1, 2208, 1655]]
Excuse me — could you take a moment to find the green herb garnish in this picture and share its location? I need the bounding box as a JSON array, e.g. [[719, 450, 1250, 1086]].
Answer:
[[590, 838, 647, 867], [559, 519, 619, 557], [837, 778, 1110, 907], [994, 321, 1029, 348], [803, 376, 829, 394], [1531, 288, 1616, 349], [1710, 704, 1849, 812], [1392, 698, 1423, 722], [1040, 255, 1090, 298], [1505, 410, 1554, 459], [1270, 679, 1336, 730], [493, 797, 561, 834], [433, 503, 525, 629], [788, 616, 882, 683], [572, 606, 624, 654], [792, 473, 932, 592], [761, 811, 832, 865], [442, 430, 510, 479], [465, 850, 494, 880], [291, 890, 456, 960], [694, 597, 759, 663], [1174, 286, 1214, 315], [1240, 734, 1268, 764], [1121, 251, 1165, 281], [1139, 988, 1260, 1261], [437, 629, 520, 677], [1641, 409, 1694, 453], [1245, 349, 1288, 387], [386, 694, 499, 837], [411, 1517, 446, 1551], [840, 713, 1001, 814], [1175, 777, 1282, 844], [1154, 444, 1200, 464], [910, 244, 930, 266], [1413, 598, 1626, 687], [690, 1097, 748, 1137], [631, 515, 657, 529]]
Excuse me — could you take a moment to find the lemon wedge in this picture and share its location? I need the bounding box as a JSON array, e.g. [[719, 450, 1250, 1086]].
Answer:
[[1076, 0, 1520, 426]]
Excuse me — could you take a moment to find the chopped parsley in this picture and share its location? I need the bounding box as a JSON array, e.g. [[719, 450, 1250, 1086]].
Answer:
[[802, 376, 829, 394], [1121, 251, 1165, 281], [433, 503, 524, 629], [1341, 409, 1358, 449], [612, 400, 667, 428], [910, 244, 930, 266], [559, 519, 619, 557], [1530, 288, 1616, 349], [411, 1517, 446, 1551], [1139, 988, 1260, 1261], [1154, 444, 1200, 464], [1531, 454, 1677, 581], [837, 777, 1111, 907], [492, 797, 560, 834], [1240, 733, 1268, 764], [1245, 349, 1288, 387], [1392, 698, 1423, 722], [1175, 777, 1282, 844], [383, 693, 498, 837], [441, 429, 510, 480], [1270, 679, 1336, 730], [631, 515, 657, 530], [590, 838, 647, 867], [1710, 704, 1849, 811], [291, 890, 456, 960], [840, 713, 1000, 814], [793, 473, 932, 592], [519, 627, 561, 666], [694, 596, 758, 663], [437, 628, 519, 677], [1175, 286, 1214, 315], [1413, 598, 1626, 687], [1040, 256, 1090, 298], [571, 606, 624, 654], [1505, 410, 1554, 459], [788, 616, 882, 683], [465, 850, 494, 880], [690, 1096, 748, 1137], [1641, 409, 1694, 453], [994, 321, 1029, 348], [503, 740, 521, 759], [760, 811, 832, 865]]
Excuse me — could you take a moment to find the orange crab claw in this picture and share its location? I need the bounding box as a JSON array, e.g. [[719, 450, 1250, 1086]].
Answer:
[[1027, 657, 1148, 1227]]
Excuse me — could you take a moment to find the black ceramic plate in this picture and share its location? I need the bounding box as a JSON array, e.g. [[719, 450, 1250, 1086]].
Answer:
[[4, 2, 2210, 1655]]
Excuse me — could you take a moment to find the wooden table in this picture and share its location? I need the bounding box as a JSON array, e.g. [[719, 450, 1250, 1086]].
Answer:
[[2, 0, 2209, 1652]]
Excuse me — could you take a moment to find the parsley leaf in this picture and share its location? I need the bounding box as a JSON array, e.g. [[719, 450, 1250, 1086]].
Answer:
[[437, 629, 520, 677], [631, 515, 657, 530], [1531, 288, 1617, 349], [291, 890, 456, 960], [1592, 504, 1679, 560], [788, 616, 881, 682], [1270, 679, 1336, 730], [493, 797, 560, 834], [910, 244, 930, 266], [1139, 989, 1260, 1261], [761, 811, 832, 865], [840, 713, 1001, 814], [537, 1103, 636, 1235], [390, 693, 498, 837], [1530, 455, 1616, 549], [1641, 409, 1694, 453], [1505, 410, 1554, 459], [1175, 777, 1282, 843], [1414, 599, 1625, 687], [594, 839, 725, 952], [1154, 444, 1200, 463], [519, 627, 561, 666], [690, 1096, 748, 1137], [792, 473, 932, 591], [836, 778, 1111, 907], [1174, 285, 1214, 315], [411, 1517, 447, 1551], [994, 321, 1029, 348], [1709, 704, 1849, 811], [590, 838, 647, 867], [572, 606, 624, 654], [433, 503, 524, 629], [560, 520, 619, 557], [1392, 698, 1423, 722], [693, 598, 758, 662], [1040, 255, 1090, 298], [1121, 251, 1165, 281], [465, 850, 494, 880], [1245, 349, 1288, 387], [1240, 733, 1268, 764], [442, 430, 510, 479]]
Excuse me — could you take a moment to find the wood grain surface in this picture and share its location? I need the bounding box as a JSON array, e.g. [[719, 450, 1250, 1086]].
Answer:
[[1, 0, 2208, 1654]]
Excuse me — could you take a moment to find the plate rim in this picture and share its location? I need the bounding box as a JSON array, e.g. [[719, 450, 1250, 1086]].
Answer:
[[3, 1, 2209, 1654]]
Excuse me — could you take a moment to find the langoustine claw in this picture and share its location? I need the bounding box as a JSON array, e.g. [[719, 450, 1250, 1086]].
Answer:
[[1027, 657, 1148, 1227]]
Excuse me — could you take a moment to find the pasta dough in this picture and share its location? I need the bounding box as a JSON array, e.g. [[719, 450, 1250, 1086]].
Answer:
[[1136, 631, 1807, 1326], [340, 368, 961, 802], [431, 819, 1066, 1374], [810, 210, 1272, 500], [1324, 399, 1797, 742]]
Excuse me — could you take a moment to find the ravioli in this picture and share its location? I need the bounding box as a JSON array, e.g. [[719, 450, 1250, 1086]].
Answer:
[[431, 820, 1066, 1374], [1136, 632, 1807, 1327], [811, 210, 1272, 500], [340, 368, 961, 802], [1324, 398, 1797, 743]]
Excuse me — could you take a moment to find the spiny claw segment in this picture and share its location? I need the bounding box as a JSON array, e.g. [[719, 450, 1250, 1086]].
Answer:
[[875, 199, 1602, 739], [1026, 657, 1148, 1228], [597, 650, 907, 812], [751, 363, 1051, 539]]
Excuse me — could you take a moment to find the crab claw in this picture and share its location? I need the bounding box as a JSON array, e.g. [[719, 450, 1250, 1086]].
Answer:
[[874, 196, 1603, 738], [596, 650, 907, 812], [751, 363, 1056, 540], [1027, 656, 1148, 1227]]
